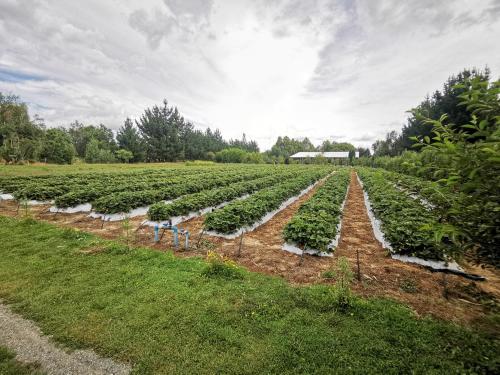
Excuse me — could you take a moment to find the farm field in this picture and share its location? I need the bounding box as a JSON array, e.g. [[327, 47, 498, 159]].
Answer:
[[0, 163, 499, 374]]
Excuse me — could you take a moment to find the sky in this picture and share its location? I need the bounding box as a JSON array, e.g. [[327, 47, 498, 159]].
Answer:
[[1, 0, 499, 151]]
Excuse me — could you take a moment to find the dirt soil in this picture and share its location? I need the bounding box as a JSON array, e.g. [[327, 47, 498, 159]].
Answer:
[[1, 171, 498, 326]]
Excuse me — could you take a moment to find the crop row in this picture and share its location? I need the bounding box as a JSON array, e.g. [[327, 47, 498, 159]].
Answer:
[[357, 168, 452, 260], [147, 170, 299, 221], [90, 168, 295, 214], [377, 170, 455, 211], [7, 167, 235, 201], [283, 169, 351, 252], [204, 168, 329, 234], [52, 167, 281, 209], [0, 167, 212, 193]]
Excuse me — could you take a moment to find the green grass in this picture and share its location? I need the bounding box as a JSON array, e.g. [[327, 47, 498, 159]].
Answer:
[[0, 346, 44, 375], [0, 161, 218, 176], [0, 216, 497, 374]]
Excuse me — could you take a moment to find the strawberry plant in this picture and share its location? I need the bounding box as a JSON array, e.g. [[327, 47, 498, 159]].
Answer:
[[283, 169, 350, 252]]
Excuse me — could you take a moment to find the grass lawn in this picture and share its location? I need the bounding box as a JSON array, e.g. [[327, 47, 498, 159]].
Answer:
[[0, 216, 497, 374], [0, 346, 44, 375]]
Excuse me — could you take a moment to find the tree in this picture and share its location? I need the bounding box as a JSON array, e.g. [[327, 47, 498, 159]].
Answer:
[[270, 136, 315, 161], [320, 140, 356, 152], [115, 149, 133, 163], [116, 118, 145, 162], [38, 128, 75, 164], [0, 93, 44, 163], [136, 100, 186, 162], [215, 148, 247, 163], [69, 121, 116, 158], [84, 138, 100, 163], [412, 76, 499, 265], [372, 130, 402, 157], [357, 147, 371, 157], [229, 133, 259, 152]]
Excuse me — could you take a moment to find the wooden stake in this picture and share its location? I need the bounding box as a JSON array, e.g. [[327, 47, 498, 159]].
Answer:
[[299, 248, 305, 266], [196, 228, 206, 247], [442, 273, 448, 299], [356, 248, 361, 282], [237, 232, 244, 257]]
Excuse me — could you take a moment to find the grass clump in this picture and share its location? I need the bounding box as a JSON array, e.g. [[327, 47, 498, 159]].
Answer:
[[331, 256, 354, 311], [0, 346, 44, 375], [201, 250, 244, 280], [321, 270, 335, 279], [400, 278, 419, 293]]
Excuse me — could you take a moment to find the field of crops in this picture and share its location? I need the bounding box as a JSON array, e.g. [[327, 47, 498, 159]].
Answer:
[[0, 164, 348, 242], [0, 163, 498, 374], [0, 164, 464, 261]]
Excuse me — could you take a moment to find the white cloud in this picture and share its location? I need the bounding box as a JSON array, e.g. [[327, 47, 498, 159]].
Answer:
[[0, 0, 499, 150]]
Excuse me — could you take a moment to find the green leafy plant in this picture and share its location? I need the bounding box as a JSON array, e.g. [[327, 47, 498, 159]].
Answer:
[[201, 250, 243, 280], [331, 256, 354, 311], [399, 278, 418, 293], [410, 76, 500, 265]]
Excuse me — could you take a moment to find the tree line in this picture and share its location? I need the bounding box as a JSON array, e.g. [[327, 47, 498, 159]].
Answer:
[[371, 67, 491, 156], [0, 97, 259, 164], [1, 94, 369, 165]]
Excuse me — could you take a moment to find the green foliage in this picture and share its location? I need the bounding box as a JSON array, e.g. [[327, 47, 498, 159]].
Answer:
[[38, 128, 75, 164], [1, 92, 260, 165], [115, 149, 133, 163], [69, 121, 116, 158], [204, 168, 329, 233], [92, 168, 269, 214], [321, 270, 335, 279], [283, 170, 350, 252], [371, 67, 491, 156], [84, 138, 116, 163], [358, 168, 456, 260], [0, 346, 44, 375], [0, 93, 44, 163], [400, 278, 418, 293], [331, 257, 354, 311], [147, 171, 295, 221], [215, 147, 247, 163], [320, 140, 356, 152], [201, 250, 244, 280], [116, 118, 145, 162], [269, 136, 316, 162], [136, 100, 255, 162], [411, 76, 500, 265]]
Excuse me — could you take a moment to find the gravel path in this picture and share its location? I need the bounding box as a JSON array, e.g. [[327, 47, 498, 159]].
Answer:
[[0, 302, 131, 375]]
